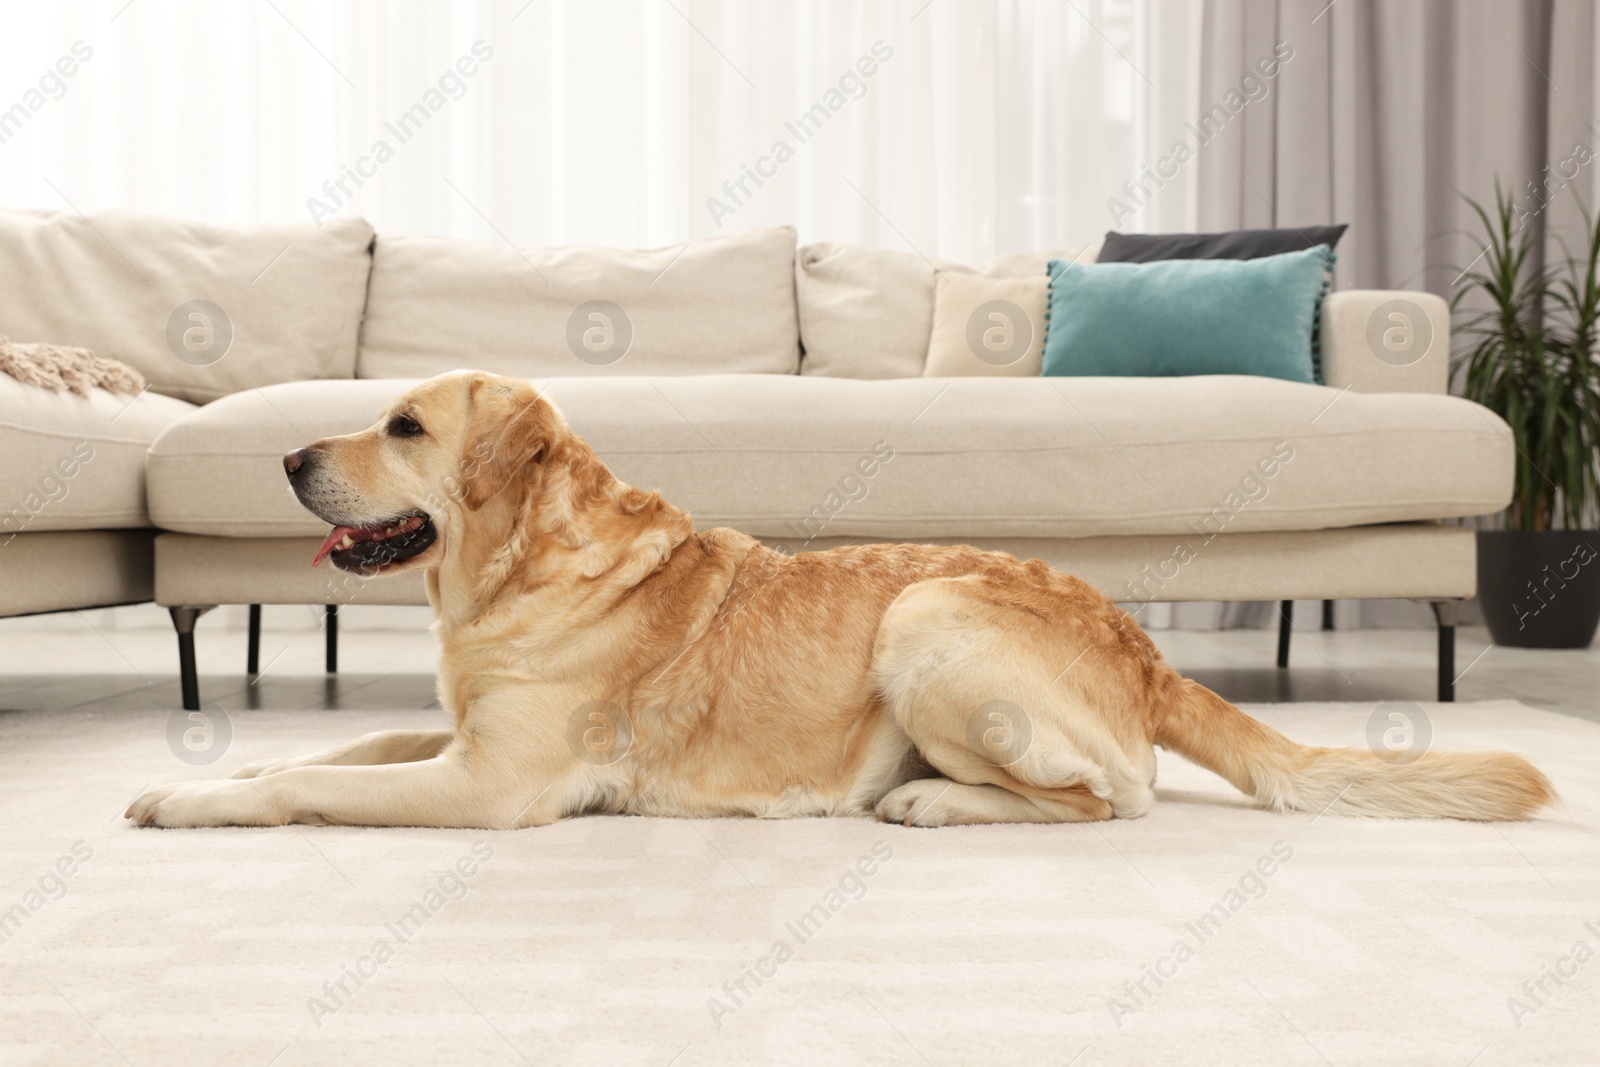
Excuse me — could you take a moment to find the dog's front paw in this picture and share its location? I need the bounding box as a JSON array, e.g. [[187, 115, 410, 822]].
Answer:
[[876, 779, 955, 828], [125, 779, 286, 828]]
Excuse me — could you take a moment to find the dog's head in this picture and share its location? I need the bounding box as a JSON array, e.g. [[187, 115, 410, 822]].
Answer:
[[285, 371, 564, 575]]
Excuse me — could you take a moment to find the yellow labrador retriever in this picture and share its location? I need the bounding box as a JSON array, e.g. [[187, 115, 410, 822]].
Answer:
[[126, 371, 1554, 829]]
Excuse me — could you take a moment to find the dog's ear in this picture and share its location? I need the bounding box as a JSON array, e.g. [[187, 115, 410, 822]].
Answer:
[[459, 376, 551, 511]]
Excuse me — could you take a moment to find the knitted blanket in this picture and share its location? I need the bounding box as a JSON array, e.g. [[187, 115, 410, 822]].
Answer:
[[0, 337, 145, 396]]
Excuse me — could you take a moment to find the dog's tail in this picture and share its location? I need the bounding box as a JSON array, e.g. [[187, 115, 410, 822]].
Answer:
[[1153, 679, 1555, 821]]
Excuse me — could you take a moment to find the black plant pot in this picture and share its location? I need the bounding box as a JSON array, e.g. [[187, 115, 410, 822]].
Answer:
[[1477, 530, 1600, 648]]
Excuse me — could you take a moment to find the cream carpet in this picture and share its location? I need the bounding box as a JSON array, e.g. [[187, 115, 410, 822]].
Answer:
[[1, 699, 1597, 1066]]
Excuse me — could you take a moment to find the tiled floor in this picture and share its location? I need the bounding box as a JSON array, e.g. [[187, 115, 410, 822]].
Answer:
[[2, 602, 1596, 723]]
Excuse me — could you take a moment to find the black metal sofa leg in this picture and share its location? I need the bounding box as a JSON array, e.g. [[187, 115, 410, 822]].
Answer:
[[325, 604, 338, 674], [1275, 600, 1293, 669], [169, 606, 211, 712], [1431, 600, 1461, 703], [247, 604, 261, 675]]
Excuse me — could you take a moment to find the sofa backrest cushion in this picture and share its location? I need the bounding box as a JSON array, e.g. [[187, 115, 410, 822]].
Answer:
[[796, 242, 1097, 378], [356, 226, 800, 379], [0, 209, 374, 404]]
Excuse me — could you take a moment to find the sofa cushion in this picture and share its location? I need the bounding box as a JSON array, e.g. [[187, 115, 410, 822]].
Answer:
[[797, 243, 1096, 379], [147, 375, 1512, 541], [356, 227, 800, 380], [1097, 224, 1348, 263], [0, 375, 195, 536], [923, 272, 1047, 377], [1043, 248, 1329, 383], [0, 210, 375, 404]]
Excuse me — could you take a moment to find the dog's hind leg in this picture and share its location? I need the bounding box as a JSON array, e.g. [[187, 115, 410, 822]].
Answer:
[[877, 778, 1112, 826], [871, 573, 1159, 826], [232, 729, 454, 779]]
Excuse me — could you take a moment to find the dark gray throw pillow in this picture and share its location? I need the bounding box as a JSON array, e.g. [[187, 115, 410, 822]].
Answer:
[[1097, 224, 1348, 263]]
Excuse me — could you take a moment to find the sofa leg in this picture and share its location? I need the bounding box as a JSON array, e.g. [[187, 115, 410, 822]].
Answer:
[[1275, 600, 1293, 669], [1322, 599, 1335, 631], [169, 606, 211, 712], [325, 603, 338, 674], [246, 604, 261, 675], [1431, 600, 1461, 703]]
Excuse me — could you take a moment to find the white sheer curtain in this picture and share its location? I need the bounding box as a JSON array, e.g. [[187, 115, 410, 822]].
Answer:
[[0, 0, 1199, 259]]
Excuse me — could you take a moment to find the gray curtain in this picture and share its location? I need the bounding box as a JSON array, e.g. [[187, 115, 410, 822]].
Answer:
[[1198, 0, 1594, 292], [1174, 0, 1596, 632]]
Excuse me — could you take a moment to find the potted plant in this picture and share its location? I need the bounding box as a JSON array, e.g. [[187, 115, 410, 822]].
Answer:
[[1453, 183, 1600, 648]]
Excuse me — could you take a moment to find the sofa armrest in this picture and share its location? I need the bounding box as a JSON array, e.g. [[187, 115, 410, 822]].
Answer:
[[1320, 289, 1450, 394]]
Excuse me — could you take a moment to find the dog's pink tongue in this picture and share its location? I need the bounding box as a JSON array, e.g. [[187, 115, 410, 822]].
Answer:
[[312, 526, 361, 568]]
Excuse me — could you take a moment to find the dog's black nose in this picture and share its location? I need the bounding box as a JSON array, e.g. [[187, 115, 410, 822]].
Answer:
[[283, 448, 310, 478]]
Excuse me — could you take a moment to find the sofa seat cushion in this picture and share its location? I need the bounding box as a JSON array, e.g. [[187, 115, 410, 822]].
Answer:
[[146, 375, 1513, 540], [0, 376, 195, 536]]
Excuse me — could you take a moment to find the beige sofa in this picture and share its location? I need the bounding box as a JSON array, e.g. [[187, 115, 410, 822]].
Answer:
[[0, 210, 1508, 710]]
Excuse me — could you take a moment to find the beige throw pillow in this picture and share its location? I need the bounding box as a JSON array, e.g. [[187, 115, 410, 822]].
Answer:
[[923, 272, 1048, 376]]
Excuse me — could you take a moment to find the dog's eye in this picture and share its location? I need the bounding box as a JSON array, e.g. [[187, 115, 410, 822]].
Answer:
[[389, 415, 424, 438]]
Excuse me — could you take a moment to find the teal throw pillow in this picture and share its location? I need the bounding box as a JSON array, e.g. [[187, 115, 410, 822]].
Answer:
[[1042, 245, 1332, 383]]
